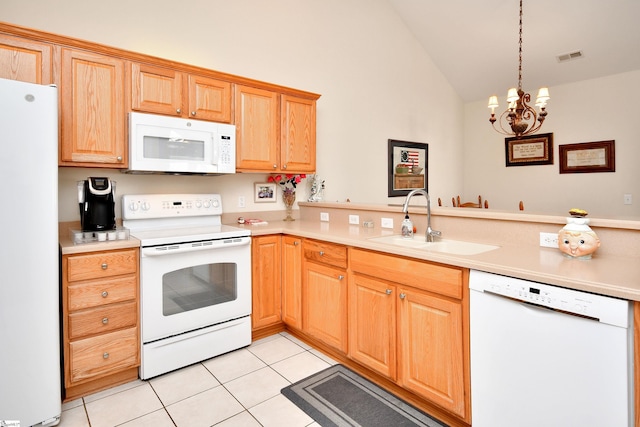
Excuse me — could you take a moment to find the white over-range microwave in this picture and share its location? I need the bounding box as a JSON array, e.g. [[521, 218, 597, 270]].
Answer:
[[127, 112, 236, 174]]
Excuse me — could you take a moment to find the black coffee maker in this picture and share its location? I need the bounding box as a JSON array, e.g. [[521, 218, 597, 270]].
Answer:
[[78, 177, 116, 231]]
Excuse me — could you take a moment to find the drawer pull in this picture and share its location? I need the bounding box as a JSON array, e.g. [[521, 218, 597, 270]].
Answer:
[[386, 289, 392, 295], [399, 293, 406, 300], [102, 317, 109, 325], [294, 241, 300, 246], [103, 352, 109, 359], [176, 108, 181, 114], [101, 263, 108, 270], [319, 251, 324, 256], [338, 275, 344, 280], [101, 291, 109, 298]]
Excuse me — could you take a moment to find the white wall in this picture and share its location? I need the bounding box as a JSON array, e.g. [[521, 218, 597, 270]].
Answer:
[[2, 0, 463, 222], [463, 70, 640, 218]]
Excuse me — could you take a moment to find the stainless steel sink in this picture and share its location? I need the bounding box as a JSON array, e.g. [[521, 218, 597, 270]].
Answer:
[[368, 235, 499, 256]]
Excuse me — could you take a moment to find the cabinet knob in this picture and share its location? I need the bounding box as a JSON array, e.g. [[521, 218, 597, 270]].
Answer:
[[103, 352, 109, 359], [273, 164, 277, 169], [176, 108, 181, 114], [294, 241, 300, 246], [386, 289, 392, 295], [101, 291, 109, 298], [282, 164, 287, 169], [116, 156, 123, 162], [319, 251, 324, 256], [399, 293, 406, 299], [101, 263, 108, 270], [102, 317, 109, 325], [338, 275, 344, 280], [191, 111, 196, 116]]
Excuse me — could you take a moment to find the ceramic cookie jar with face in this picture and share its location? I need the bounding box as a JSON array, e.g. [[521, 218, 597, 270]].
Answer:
[[558, 209, 600, 259]]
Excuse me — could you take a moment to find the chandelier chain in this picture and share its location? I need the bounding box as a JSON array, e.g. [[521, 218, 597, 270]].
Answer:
[[518, 0, 523, 91]]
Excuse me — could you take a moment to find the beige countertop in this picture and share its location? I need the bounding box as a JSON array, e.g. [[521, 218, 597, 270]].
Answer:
[[60, 206, 640, 301], [237, 216, 640, 302]]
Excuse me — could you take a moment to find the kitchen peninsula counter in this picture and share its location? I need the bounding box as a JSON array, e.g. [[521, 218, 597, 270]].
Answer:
[[228, 202, 640, 302]]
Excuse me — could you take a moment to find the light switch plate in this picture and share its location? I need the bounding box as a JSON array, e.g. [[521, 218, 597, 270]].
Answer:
[[540, 232, 559, 248]]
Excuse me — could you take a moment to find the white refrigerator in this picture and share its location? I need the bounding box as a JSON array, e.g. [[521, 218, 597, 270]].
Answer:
[[0, 78, 61, 426]]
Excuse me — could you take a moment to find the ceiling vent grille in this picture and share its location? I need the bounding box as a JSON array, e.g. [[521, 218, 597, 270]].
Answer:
[[557, 50, 584, 63]]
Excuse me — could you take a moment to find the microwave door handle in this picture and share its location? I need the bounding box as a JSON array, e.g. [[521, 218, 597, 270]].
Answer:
[[211, 133, 218, 166]]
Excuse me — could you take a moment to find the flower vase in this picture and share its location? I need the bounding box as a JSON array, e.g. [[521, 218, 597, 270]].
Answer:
[[282, 188, 296, 221]]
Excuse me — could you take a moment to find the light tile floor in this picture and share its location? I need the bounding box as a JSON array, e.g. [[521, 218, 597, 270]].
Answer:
[[59, 332, 336, 427]]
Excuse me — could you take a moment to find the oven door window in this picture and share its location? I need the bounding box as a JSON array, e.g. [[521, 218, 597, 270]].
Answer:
[[162, 262, 237, 316]]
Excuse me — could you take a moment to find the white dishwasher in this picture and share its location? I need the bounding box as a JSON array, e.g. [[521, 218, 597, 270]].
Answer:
[[469, 270, 634, 427]]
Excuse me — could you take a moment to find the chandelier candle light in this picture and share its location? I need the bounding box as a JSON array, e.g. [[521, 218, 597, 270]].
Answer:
[[488, 0, 549, 138], [268, 174, 306, 221]]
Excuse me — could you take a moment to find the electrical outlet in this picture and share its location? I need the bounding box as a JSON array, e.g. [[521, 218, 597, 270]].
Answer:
[[540, 232, 559, 248], [238, 196, 245, 208], [349, 214, 360, 225], [320, 212, 330, 222], [381, 217, 394, 229]]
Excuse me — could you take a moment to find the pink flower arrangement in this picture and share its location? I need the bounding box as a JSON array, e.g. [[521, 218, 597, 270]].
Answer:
[[268, 174, 306, 190]]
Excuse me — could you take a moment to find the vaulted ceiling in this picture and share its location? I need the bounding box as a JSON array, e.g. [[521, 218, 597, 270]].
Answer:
[[388, 0, 640, 102]]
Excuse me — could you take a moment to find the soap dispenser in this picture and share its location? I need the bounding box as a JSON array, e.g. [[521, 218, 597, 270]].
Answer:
[[401, 214, 413, 238]]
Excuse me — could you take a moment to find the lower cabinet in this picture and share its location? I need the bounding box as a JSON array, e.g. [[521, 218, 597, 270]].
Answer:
[[61, 248, 140, 400], [251, 235, 282, 331], [349, 248, 469, 421], [281, 235, 303, 329], [302, 239, 348, 353]]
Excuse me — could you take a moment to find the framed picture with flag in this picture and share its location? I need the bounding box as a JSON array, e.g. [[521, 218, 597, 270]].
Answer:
[[388, 139, 428, 197]]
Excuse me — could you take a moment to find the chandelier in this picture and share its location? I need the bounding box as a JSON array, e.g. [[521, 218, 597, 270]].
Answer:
[[488, 0, 549, 138]]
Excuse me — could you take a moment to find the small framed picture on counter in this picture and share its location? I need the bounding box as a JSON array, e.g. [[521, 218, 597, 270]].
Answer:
[[254, 182, 277, 202]]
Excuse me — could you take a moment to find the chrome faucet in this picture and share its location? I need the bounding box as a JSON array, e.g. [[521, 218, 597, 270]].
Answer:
[[401, 189, 442, 242]]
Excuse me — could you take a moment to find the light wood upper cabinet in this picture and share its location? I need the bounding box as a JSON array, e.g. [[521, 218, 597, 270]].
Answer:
[[0, 34, 51, 84], [59, 48, 127, 167], [131, 63, 182, 116], [131, 63, 232, 122], [281, 95, 316, 173], [235, 84, 280, 171], [251, 235, 282, 331], [188, 74, 232, 122], [281, 235, 303, 329]]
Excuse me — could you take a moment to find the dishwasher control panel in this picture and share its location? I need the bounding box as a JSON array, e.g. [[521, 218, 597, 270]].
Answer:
[[469, 270, 630, 327]]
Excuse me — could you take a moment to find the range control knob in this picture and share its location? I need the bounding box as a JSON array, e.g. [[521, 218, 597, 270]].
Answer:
[[141, 201, 151, 211], [203, 200, 211, 208], [212, 198, 220, 208], [128, 201, 139, 212]]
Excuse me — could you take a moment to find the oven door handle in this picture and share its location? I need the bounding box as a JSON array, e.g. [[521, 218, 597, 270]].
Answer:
[[141, 236, 250, 257]]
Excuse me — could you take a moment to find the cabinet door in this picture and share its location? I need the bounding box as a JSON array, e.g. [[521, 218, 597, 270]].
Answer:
[[397, 287, 465, 418], [281, 95, 316, 173], [348, 273, 397, 380], [187, 75, 232, 122], [251, 235, 282, 330], [0, 34, 51, 84], [60, 48, 126, 166], [131, 62, 182, 116], [303, 261, 348, 353], [235, 85, 279, 171], [282, 235, 303, 329]]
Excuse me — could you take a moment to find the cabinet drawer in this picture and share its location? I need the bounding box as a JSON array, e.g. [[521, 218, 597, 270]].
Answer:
[[350, 248, 462, 299], [303, 239, 347, 269], [68, 327, 138, 384], [67, 249, 138, 282], [68, 275, 137, 311], [68, 301, 137, 340]]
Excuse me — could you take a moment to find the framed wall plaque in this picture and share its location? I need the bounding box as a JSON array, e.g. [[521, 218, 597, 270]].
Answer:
[[505, 133, 554, 167], [559, 140, 615, 174], [388, 139, 428, 197]]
